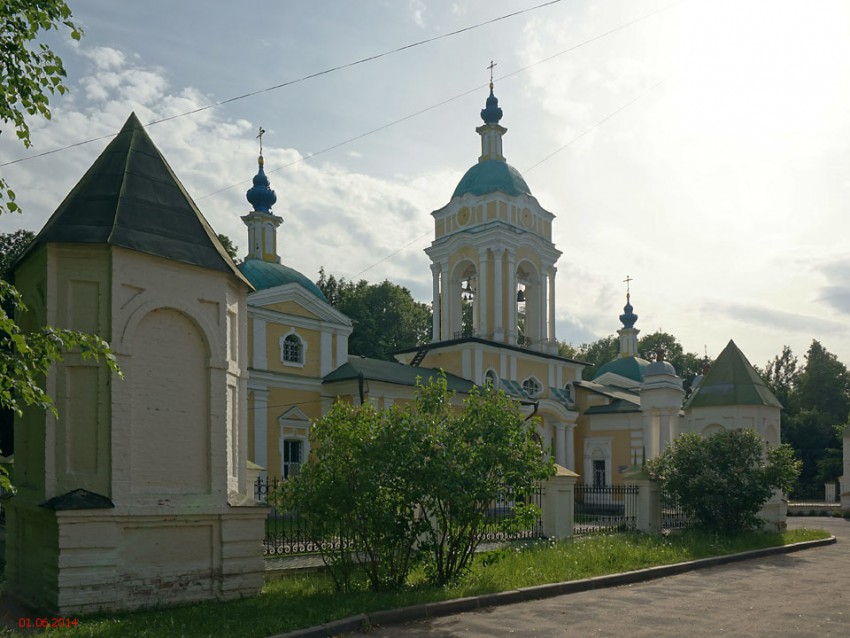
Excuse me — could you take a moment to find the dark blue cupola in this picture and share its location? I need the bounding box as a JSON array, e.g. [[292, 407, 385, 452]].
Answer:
[[619, 294, 638, 329], [480, 88, 503, 125], [246, 156, 277, 213]]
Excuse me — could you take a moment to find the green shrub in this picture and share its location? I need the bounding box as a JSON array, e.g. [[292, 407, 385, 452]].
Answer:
[[647, 429, 800, 534], [279, 374, 553, 590]]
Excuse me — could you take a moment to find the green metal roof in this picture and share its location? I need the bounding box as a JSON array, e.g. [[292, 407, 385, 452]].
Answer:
[[452, 160, 531, 198], [574, 380, 640, 405], [323, 356, 476, 393], [584, 398, 641, 415], [23, 113, 249, 287], [238, 259, 327, 300], [684, 340, 782, 410], [592, 356, 651, 383]]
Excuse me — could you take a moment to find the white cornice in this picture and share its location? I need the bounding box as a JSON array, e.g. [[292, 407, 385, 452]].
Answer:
[[248, 369, 325, 391]]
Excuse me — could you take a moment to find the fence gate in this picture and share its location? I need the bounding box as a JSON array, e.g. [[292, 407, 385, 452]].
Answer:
[[573, 483, 638, 535]]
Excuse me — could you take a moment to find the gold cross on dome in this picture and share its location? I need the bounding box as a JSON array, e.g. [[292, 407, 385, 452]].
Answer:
[[487, 60, 497, 88], [623, 275, 633, 297], [256, 126, 266, 156]]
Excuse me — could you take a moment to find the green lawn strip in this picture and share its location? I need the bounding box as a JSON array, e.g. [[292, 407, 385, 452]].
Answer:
[[4, 528, 829, 638]]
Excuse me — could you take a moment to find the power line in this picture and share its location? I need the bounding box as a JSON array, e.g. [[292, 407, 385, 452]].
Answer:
[[197, 0, 681, 200], [1, 0, 564, 169], [522, 77, 669, 174]]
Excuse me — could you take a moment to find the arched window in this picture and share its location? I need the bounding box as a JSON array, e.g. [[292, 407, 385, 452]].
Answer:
[[281, 333, 303, 364], [522, 376, 542, 397], [484, 369, 499, 388]]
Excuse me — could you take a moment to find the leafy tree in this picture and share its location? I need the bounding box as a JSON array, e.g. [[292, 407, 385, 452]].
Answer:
[[794, 340, 850, 423], [216, 233, 239, 263], [281, 375, 553, 590], [561, 335, 618, 380], [780, 340, 850, 498], [317, 268, 431, 360], [759, 345, 798, 411], [638, 331, 702, 391], [647, 429, 800, 534], [413, 376, 553, 584], [279, 399, 426, 592], [560, 331, 701, 387], [0, 230, 35, 278], [1, 1, 82, 214]]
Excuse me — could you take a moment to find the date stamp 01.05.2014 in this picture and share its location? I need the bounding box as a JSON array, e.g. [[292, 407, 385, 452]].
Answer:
[[17, 617, 79, 629]]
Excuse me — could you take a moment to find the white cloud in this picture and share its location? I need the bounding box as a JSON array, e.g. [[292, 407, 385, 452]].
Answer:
[[409, 0, 427, 28]]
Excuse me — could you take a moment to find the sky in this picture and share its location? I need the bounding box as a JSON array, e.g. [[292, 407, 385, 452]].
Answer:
[[2, 0, 850, 369]]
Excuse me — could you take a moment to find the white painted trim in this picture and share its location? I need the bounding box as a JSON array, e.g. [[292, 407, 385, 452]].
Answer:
[[320, 331, 332, 376], [252, 316, 267, 369]]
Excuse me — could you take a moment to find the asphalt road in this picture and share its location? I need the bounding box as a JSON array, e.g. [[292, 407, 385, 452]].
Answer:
[[347, 517, 850, 638]]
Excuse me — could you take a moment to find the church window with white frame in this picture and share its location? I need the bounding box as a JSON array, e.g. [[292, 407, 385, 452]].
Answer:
[[280, 331, 306, 366], [484, 368, 499, 388], [282, 439, 303, 479], [522, 375, 542, 397]]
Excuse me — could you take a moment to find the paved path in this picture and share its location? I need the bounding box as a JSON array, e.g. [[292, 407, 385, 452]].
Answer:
[[347, 517, 850, 638]]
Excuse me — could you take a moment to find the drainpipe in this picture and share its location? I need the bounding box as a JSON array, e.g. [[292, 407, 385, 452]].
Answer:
[[357, 372, 365, 405]]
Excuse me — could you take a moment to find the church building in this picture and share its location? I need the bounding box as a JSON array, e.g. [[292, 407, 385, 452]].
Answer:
[[237, 81, 784, 490]]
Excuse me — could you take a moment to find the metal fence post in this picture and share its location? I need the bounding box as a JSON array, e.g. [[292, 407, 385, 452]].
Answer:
[[542, 464, 578, 539]]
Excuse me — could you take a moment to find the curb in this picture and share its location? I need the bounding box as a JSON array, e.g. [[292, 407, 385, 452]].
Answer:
[[268, 536, 836, 638]]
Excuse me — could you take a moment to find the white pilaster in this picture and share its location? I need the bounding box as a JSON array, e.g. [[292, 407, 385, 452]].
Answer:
[[253, 389, 269, 477], [478, 248, 488, 337], [566, 423, 576, 471], [252, 317, 267, 369], [493, 247, 504, 340], [441, 260, 450, 340], [430, 263, 441, 342], [555, 422, 567, 467], [507, 250, 517, 344], [548, 266, 557, 343]]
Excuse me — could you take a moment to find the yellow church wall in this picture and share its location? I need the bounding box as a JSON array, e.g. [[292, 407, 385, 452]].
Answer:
[[261, 387, 321, 479], [263, 301, 320, 320], [515, 246, 543, 271], [486, 201, 497, 221], [264, 322, 322, 377], [435, 218, 445, 238]]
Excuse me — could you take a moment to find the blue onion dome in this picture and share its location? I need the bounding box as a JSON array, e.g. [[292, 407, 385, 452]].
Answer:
[[480, 88, 503, 125], [246, 156, 277, 213], [619, 294, 638, 329]]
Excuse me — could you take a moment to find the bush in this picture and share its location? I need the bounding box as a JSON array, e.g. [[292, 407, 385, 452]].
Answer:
[[279, 374, 554, 590], [647, 429, 800, 534]]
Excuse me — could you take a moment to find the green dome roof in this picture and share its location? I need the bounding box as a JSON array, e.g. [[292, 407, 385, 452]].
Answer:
[[593, 356, 651, 383], [452, 160, 531, 198], [238, 259, 327, 301]]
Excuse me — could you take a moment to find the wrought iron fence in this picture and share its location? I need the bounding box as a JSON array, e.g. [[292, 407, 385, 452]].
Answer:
[[255, 476, 329, 556], [255, 476, 544, 556], [660, 486, 691, 530], [478, 482, 544, 541], [573, 483, 638, 535]]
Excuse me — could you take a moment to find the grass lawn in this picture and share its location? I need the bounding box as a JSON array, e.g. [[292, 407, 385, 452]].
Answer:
[[1, 528, 829, 638]]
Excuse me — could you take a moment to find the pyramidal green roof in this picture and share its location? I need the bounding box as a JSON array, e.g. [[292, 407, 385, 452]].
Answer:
[[26, 112, 249, 286], [684, 340, 782, 409]]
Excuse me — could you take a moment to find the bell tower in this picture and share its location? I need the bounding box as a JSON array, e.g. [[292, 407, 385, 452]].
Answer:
[[425, 77, 561, 354]]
